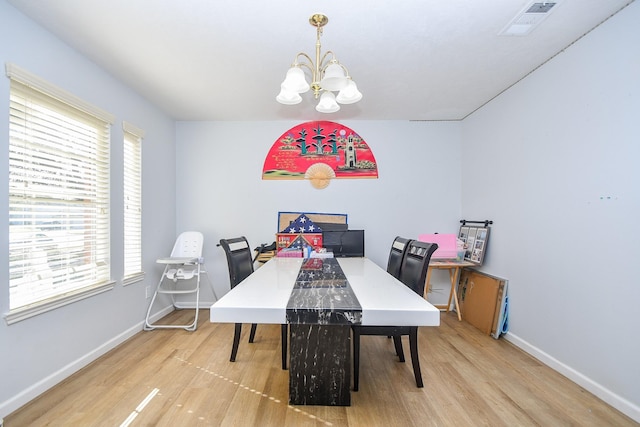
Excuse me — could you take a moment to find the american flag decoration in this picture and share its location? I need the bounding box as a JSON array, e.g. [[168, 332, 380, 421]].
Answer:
[[281, 214, 323, 234], [276, 214, 324, 256]]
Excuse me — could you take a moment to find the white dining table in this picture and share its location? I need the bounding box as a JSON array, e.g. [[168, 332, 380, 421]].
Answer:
[[210, 256, 440, 406]]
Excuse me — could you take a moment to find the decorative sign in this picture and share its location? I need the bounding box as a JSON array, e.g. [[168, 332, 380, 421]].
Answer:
[[262, 121, 378, 187]]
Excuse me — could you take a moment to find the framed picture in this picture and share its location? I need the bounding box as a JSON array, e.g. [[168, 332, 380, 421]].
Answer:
[[458, 223, 490, 265]]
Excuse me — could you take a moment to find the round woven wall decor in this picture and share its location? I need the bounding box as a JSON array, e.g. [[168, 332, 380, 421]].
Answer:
[[305, 163, 336, 189]]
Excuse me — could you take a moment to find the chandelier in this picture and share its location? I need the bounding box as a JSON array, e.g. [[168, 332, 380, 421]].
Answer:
[[276, 14, 362, 113]]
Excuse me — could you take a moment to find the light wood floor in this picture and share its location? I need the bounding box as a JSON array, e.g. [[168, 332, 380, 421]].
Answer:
[[6, 310, 637, 427]]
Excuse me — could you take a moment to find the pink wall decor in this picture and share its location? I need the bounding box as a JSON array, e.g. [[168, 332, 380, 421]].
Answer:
[[262, 121, 378, 188]]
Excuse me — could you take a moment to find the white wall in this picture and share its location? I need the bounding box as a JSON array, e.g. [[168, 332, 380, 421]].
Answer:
[[175, 121, 463, 302], [0, 2, 178, 417], [461, 1, 640, 420]]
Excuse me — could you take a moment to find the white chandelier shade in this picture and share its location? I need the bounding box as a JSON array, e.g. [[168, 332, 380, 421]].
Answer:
[[316, 91, 340, 113], [319, 63, 348, 91], [276, 14, 361, 113], [336, 79, 362, 104], [281, 67, 310, 94], [276, 84, 303, 105]]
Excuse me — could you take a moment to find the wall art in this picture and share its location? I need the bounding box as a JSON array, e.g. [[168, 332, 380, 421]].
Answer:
[[262, 121, 378, 189]]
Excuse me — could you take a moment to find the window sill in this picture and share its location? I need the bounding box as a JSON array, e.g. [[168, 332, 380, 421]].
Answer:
[[122, 272, 145, 286], [4, 281, 116, 325]]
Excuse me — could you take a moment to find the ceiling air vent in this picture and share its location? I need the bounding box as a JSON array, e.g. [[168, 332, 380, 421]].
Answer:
[[499, 2, 558, 36]]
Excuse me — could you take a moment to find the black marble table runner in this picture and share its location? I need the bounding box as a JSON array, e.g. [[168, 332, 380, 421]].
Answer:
[[286, 257, 361, 405], [286, 258, 362, 325]]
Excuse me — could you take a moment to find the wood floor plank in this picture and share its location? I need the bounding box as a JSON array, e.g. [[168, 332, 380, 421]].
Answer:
[[5, 311, 637, 427]]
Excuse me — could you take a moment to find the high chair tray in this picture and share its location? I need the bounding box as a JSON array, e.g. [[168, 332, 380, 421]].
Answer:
[[156, 257, 199, 264]]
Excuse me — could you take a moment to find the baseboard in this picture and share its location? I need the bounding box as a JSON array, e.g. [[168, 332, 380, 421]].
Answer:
[[0, 305, 174, 419], [505, 332, 640, 423]]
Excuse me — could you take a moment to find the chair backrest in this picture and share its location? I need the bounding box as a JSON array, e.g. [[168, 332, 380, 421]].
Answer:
[[171, 231, 204, 258], [386, 236, 413, 279], [398, 240, 438, 295], [219, 236, 254, 288]]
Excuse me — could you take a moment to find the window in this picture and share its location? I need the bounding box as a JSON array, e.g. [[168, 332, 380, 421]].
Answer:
[[6, 64, 114, 323], [123, 122, 144, 284]]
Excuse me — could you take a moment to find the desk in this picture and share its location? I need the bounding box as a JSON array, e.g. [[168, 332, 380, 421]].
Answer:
[[425, 260, 475, 321], [211, 257, 439, 406]]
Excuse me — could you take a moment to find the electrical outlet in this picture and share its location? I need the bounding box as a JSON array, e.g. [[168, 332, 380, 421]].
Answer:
[[145, 286, 151, 299]]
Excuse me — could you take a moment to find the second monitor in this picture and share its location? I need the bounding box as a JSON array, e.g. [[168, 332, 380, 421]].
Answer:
[[322, 230, 365, 257]]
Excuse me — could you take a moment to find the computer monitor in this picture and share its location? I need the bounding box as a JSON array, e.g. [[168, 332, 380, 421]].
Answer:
[[322, 230, 365, 257]]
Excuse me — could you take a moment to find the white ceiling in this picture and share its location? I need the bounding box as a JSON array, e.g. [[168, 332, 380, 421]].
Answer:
[[6, 0, 634, 121]]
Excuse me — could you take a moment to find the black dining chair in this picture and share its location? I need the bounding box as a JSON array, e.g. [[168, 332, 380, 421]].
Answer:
[[219, 237, 288, 370], [384, 236, 414, 358], [352, 239, 438, 391], [386, 236, 413, 279]]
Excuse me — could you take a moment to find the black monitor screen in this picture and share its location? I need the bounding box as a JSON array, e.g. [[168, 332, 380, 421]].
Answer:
[[322, 230, 365, 257]]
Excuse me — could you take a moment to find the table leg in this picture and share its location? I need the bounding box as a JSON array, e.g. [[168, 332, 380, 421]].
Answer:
[[445, 268, 455, 311], [438, 267, 463, 321], [450, 267, 462, 321], [424, 267, 434, 300], [289, 324, 351, 406]]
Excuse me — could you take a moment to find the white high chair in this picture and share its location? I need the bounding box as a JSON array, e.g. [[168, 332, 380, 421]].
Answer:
[[144, 231, 213, 331]]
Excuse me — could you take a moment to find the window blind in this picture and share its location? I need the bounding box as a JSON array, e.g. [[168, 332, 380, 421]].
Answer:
[[123, 121, 144, 284], [7, 64, 113, 319]]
